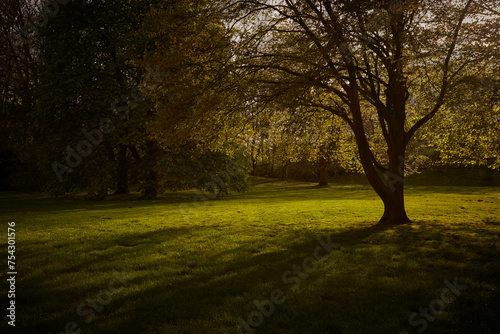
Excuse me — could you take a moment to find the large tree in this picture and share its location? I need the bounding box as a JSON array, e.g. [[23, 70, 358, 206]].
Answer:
[[231, 0, 499, 224]]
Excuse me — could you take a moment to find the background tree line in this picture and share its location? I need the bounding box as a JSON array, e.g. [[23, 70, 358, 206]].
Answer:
[[1, 0, 249, 198], [0, 0, 498, 220]]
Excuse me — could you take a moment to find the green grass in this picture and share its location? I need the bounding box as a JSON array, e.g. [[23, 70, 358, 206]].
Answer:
[[0, 173, 499, 334]]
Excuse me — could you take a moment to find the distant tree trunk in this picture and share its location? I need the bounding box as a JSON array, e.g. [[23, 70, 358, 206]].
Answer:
[[114, 144, 129, 194], [251, 155, 257, 175], [318, 153, 329, 187], [144, 140, 159, 198], [282, 160, 290, 180], [250, 137, 258, 175], [144, 171, 158, 198], [129, 145, 142, 162]]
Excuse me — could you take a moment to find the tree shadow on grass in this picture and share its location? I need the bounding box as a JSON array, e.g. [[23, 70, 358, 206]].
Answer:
[[101, 226, 387, 334], [110, 222, 498, 334], [12, 220, 500, 334], [13, 223, 387, 334]]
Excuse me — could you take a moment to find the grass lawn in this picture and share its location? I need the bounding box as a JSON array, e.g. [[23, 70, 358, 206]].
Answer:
[[0, 172, 499, 334]]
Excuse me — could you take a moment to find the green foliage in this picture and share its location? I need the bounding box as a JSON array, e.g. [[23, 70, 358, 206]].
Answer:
[[1, 0, 250, 197], [426, 78, 500, 170], [135, 144, 250, 197]]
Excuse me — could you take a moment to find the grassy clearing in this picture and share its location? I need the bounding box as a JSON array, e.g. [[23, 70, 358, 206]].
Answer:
[[0, 173, 499, 334]]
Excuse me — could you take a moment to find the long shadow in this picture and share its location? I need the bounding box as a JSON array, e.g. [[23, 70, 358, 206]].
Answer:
[[98, 224, 390, 334], [13, 223, 388, 334], [13, 220, 500, 333]]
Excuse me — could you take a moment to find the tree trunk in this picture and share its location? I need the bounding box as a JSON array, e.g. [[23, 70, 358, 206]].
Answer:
[[114, 144, 129, 195], [378, 148, 410, 224], [348, 89, 411, 225], [378, 181, 410, 225], [379, 200, 410, 225], [251, 156, 257, 175], [283, 161, 290, 180], [318, 155, 329, 187], [144, 171, 158, 198], [373, 142, 411, 225], [360, 152, 410, 225], [143, 140, 159, 198], [250, 137, 257, 175]]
